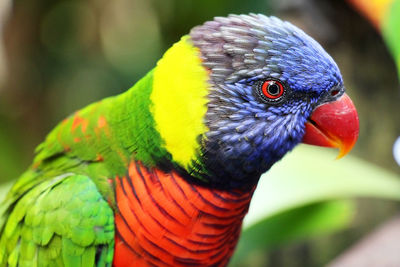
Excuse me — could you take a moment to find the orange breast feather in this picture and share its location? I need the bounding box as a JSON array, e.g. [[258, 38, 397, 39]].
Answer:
[[113, 162, 254, 267]]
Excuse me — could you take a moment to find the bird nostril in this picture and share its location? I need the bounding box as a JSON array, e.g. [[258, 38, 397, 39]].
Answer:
[[331, 89, 340, 97]]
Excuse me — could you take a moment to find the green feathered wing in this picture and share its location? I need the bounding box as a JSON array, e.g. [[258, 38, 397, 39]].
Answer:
[[0, 172, 114, 267], [0, 69, 165, 266]]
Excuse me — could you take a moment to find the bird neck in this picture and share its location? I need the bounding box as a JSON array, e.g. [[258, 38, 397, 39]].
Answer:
[[111, 36, 218, 183], [149, 35, 210, 172]]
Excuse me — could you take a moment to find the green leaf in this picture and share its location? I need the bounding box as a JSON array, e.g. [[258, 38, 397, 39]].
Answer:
[[229, 145, 400, 266], [244, 145, 400, 228], [382, 0, 400, 78], [230, 200, 355, 267]]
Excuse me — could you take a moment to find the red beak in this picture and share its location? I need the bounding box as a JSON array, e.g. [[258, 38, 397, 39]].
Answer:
[[302, 93, 359, 158]]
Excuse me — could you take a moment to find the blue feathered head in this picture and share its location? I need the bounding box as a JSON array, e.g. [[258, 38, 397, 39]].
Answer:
[[189, 14, 358, 189]]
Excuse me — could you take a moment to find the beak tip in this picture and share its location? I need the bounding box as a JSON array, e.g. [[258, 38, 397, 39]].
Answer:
[[336, 137, 358, 159], [336, 148, 350, 159]]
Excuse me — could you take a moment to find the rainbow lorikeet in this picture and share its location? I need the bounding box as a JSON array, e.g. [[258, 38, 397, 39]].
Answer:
[[0, 14, 359, 267]]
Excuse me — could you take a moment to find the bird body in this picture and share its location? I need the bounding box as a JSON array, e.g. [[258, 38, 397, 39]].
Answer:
[[0, 14, 359, 266]]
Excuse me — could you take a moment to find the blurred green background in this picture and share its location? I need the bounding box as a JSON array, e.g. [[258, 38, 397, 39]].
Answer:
[[0, 0, 399, 266]]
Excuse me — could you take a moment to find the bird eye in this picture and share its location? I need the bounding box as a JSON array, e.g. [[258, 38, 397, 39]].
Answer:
[[254, 78, 287, 104], [262, 80, 284, 99], [255, 78, 285, 103]]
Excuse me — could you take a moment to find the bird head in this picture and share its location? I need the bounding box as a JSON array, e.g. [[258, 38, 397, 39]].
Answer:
[[150, 14, 359, 189]]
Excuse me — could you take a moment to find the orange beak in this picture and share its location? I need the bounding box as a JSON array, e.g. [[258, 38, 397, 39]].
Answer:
[[302, 93, 359, 158]]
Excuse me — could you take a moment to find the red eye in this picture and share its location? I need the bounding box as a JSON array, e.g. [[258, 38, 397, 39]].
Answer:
[[261, 80, 284, 99]]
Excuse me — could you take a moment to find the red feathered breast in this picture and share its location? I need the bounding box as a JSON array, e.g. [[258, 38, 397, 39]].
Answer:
[[113, 162, 254, 267]]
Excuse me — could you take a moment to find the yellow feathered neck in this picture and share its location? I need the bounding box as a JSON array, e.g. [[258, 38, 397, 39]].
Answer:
[[151, 36, 209, 170]]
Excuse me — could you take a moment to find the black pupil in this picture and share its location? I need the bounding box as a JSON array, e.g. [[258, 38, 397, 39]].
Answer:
[[268, 83, 280, 95]]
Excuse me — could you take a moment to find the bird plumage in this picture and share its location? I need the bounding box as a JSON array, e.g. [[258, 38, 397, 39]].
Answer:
[[0, 14, 358, 266]]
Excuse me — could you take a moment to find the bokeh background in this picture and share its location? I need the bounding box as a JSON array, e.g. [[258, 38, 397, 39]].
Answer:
[[0, 0, 399, 266]]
